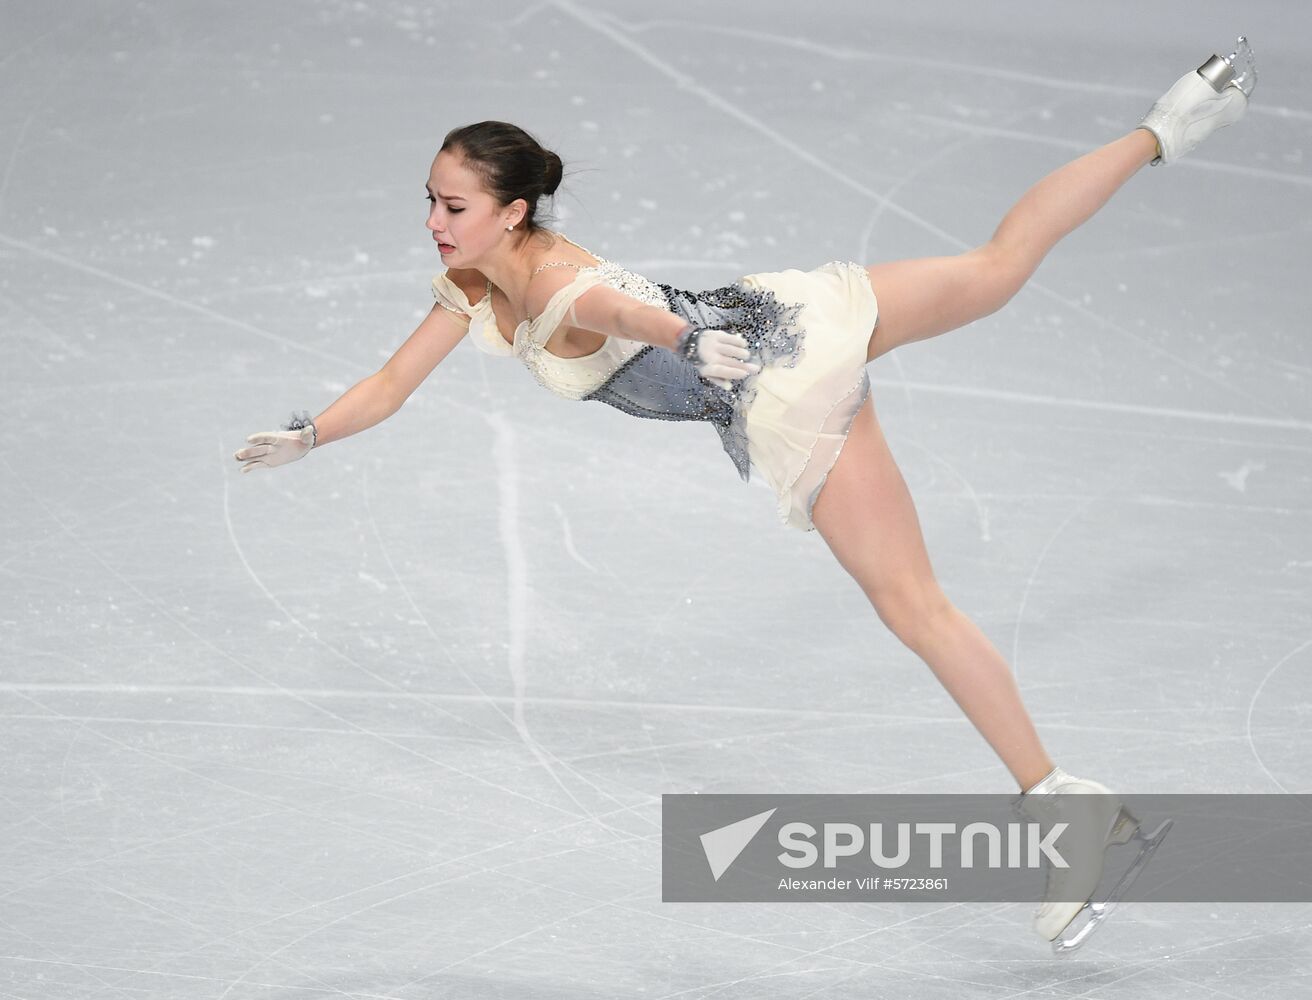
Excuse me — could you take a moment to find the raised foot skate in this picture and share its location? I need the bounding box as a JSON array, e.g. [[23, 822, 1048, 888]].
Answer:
[[1139, 35, 1258, 165], [1048, 813, 1174, 956]]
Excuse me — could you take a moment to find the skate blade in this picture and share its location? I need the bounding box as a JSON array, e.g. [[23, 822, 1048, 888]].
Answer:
[[1226, 35, 1258, 98], [1050, 899, 1111, 955], [1049, 817, 1174, 957]]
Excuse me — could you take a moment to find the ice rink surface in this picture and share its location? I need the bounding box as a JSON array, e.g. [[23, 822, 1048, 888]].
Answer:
[[2, 0, 1310, 996]]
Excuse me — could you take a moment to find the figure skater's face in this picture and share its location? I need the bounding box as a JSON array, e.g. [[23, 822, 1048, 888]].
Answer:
[[425, 149, 525, 266]]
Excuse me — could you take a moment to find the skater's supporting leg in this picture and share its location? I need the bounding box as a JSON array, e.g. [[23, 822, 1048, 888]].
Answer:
[[864, 128, 1158, 361], [810, 394, 1054, 791]]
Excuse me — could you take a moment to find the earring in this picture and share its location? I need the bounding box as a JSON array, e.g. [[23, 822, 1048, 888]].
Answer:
[[506, 224, 514, 231]]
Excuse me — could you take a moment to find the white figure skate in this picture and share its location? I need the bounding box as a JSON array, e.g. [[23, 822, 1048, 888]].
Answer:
[[1139, 35, 1257, 165], [1016, 767, 1173, 955]]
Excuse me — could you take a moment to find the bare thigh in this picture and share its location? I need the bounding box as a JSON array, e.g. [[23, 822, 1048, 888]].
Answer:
[[811, 391, 949, 629], [863, 247, 1024, 363]]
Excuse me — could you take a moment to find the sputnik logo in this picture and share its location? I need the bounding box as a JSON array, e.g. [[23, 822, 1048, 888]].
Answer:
[[699, 808, 777, 881]]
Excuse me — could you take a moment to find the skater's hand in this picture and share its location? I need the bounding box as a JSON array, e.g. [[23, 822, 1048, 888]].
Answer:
[[234, 426, 315, 473], [673, 325, 761, 391]]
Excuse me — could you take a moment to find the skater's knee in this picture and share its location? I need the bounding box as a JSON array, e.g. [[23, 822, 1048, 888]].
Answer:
[[869, 582, 955, 649], [977, 240, 1034, 313]]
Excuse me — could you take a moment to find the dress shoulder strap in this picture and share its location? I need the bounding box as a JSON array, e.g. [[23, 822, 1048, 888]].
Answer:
[[528, 234, 606, 278], [531, 260, 586, 277]]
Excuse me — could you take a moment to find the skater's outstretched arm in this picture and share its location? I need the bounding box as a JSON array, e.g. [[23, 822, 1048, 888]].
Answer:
[[233, 301, 468, 472], [315, 300, 471, 444], [376, 300, 471, 412]]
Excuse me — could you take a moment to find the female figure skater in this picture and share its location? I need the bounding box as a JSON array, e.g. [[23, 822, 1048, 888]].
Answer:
[[235, 40, 1256, 952]]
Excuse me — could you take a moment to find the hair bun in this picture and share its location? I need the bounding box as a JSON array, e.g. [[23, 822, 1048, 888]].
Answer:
[[542, 149, 563, 197], [439, 122, 563, 236]]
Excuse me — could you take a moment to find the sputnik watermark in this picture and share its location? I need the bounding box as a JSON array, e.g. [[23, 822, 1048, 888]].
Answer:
[[699, 809, 1069, 884], [776, 820, 1068, 870]]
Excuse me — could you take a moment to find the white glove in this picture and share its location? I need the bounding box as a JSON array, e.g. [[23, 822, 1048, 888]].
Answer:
[[234, 416, 316, 473], [673, 325, 762, 391]]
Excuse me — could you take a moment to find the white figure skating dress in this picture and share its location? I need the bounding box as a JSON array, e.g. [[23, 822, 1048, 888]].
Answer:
[[431, 235, 879, 532]]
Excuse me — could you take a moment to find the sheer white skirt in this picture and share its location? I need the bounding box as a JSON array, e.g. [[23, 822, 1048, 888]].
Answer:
[[739, 261, 878, 532]]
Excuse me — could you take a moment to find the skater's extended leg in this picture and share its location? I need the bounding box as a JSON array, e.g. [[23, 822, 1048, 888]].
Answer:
[[865, 128, 1158, 361], [810, 394, 1053, 791]]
